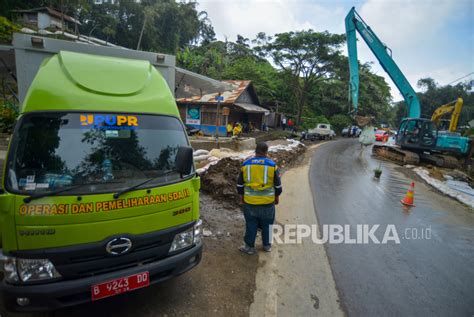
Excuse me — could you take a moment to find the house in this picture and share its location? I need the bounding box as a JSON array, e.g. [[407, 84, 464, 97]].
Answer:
[[11, 7, 81, 32], [176, 80, 269, 136]]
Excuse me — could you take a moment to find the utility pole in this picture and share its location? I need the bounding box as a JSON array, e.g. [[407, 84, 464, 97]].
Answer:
[[215, 92, 223, 148], [137, 13, 147, 50]]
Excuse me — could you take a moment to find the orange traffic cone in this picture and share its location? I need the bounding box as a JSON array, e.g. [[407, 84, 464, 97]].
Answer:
[[401, 182, 416, 207]]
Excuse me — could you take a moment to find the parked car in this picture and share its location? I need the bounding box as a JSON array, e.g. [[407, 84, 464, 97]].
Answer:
[[305, 123, 333, 140], [345, 125, 361, 137], [341, 127, 350, 137], [375, 129, 389, 142], [186, 124, 202, 136]]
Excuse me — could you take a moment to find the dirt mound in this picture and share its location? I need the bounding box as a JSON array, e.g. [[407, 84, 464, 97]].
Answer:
[[200, 157, 242, 201], [427, 166, 445, 181], [269, 144, 306, 170], [200, 144, 306, 203]]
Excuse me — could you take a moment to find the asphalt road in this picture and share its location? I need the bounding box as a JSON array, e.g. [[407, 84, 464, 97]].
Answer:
[[310, 139, 474, 316]]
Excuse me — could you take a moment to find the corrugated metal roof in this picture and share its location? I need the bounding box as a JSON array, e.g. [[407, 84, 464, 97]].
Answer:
[[176, 80, 252, 105], [175, 68, 235, 98], [235, 103, 269, 114]]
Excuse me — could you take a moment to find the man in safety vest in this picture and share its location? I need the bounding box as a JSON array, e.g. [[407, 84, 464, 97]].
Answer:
[[233, 122, 242, 137], [237, 142, 282, 254], [226, 122, 233, 137]]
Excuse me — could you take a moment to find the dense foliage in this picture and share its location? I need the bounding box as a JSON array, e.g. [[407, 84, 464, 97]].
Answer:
[[0, 16, 19, 44], [392, 78, 474, 129], [2, 1, 471, 131]]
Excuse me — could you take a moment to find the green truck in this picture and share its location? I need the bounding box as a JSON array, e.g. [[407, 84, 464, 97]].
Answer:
[[0, 49, 202, 311]]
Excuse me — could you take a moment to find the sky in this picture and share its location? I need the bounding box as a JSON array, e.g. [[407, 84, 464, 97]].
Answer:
[[196, 0, 474, 102]]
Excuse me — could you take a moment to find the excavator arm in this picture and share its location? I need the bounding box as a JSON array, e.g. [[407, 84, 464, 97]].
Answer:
[[345, 7, 470, 163], [345, 7, 421, 118], [431, 98, 463, 132]]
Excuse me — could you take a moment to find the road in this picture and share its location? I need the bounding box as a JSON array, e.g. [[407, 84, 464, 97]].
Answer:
[[310, 139, 474, 316], [250, 144, 343, 317]]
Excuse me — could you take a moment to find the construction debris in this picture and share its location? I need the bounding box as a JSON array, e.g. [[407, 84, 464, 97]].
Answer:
[[359, 126, 376, 145], [413, 167, 474, 208], [198, 139, 306, 203], [203, 229, 213, 237], [200, 157, 242, 201], [427, 166, 445, 181]]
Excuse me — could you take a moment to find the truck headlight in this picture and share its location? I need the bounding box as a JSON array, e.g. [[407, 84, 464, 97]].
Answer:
[[17, 258, 61, 283], [169, 228, 194, 253], [3, 257, 19, 283], [194, 219, 202, 245]]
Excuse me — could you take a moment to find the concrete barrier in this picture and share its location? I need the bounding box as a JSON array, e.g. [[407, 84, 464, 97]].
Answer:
[[190, 137, 256, 152]]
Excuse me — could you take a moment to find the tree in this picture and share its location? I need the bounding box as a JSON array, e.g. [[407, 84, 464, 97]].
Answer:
[[417, 77, 437, 92], [257, 30, 345, 124], [1, 1, 44, 17], [330, 114, 352, 133], [392, 77, 474, 127], [358, 62, 392, 120], [78, 0, 206, 53], [223, 56, 280, 102], [177, 41, 229, 78], [79, 3, 118, 41], [196, 11, 215, 45]]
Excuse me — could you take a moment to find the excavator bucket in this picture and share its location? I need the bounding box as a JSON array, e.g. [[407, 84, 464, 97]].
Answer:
[[354, 115, 373, 127]]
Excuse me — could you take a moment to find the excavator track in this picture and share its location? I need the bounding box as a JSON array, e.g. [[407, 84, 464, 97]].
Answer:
[[419, 153, 460, 169], [372, 144, 420, 165], [373, 145, 461, 168]]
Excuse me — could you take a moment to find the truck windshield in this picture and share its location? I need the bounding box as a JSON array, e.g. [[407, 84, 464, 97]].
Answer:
[[6, 112, 190, 195]]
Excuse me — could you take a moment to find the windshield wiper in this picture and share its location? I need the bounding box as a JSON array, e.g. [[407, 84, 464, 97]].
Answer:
[[113, 170, 176, 199], [23, 181, 112, 203]]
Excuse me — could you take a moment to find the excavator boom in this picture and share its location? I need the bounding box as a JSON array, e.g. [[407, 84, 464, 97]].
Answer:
[[345, 7, 470, 167], [345, 7, 420, 118]]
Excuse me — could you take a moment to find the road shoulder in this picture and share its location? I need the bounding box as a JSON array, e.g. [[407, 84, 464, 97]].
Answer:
[[250, 144, 343, 316]]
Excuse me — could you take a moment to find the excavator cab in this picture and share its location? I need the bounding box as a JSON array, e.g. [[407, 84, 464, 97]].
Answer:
[[396, 118, 437, 152]]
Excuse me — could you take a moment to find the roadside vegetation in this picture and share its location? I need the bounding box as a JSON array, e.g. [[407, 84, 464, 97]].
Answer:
[[1, 0, 473, 133]]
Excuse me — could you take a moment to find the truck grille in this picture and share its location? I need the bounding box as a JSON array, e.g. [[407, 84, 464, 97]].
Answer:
[[12, 222, 195, 280]]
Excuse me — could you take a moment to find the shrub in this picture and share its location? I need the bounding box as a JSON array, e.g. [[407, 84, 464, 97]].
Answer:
[[301, 115, 330, 130], [0, 100, 19, 133], [0, 17, 20, 44], [330, 114, 352, 133]]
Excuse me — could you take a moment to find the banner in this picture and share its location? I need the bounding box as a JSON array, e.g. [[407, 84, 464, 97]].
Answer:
[[186, 106, 201, 125]]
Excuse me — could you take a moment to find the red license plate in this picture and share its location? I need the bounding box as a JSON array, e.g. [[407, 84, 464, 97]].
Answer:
[[91, 271, 150, 301]]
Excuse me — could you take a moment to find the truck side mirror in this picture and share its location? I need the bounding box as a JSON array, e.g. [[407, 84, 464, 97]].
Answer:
[[175, 146, 194, 176]]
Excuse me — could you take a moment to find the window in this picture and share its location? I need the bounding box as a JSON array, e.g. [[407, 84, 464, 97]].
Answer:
[[201, 111, 225, 126], [6, 112, 189, 195]]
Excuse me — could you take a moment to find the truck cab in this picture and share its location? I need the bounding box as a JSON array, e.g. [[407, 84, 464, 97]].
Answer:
[[0, 51, 202, 312]]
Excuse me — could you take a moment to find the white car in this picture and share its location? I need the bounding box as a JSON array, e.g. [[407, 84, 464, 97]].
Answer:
[[306, 124, 333, 140]]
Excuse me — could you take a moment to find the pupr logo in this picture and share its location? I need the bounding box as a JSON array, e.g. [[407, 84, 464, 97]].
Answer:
[[80, 114, 139, 128]]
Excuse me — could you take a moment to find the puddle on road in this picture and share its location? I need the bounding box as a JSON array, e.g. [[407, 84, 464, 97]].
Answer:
[[361, 145, 431, 209]]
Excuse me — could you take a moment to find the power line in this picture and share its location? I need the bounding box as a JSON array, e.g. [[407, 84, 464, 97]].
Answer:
[[447, 72, 474, 86]]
